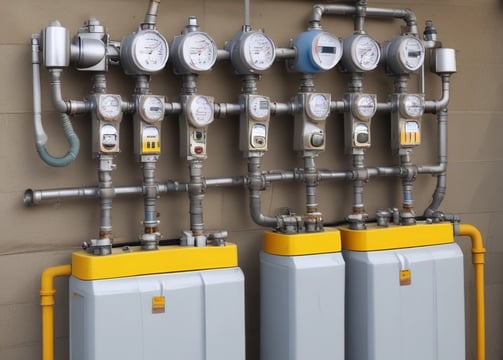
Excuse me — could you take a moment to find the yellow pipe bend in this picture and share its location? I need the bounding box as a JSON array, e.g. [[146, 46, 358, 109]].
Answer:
[[458, 224, 486, 360], [40, 264, 72, 360]]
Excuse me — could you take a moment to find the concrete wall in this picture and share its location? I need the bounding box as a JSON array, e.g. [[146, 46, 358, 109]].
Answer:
[[0, 0, 502, 359]]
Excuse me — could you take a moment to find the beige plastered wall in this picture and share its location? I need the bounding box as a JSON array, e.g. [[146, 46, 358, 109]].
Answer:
[[1, 0, 502, 359]]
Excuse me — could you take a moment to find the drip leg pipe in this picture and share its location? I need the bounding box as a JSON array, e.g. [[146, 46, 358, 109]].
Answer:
[[188, 160, 206, 238], [40, 264, 72, 360], [141, 160, 160, 250], [96, 155, 115, 255], [457, 224, 486, 360], [303, 154, 323, 232]]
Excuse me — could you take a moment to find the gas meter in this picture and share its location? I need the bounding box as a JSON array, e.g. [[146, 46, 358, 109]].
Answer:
[[287, 29, 342, 73], [382, 35, 425, 74], [340, 33, 381, 72], [134, 95, 165, 159], [171, 17, 218, 75], [121, 28, 169, 75], [294, 92, 330, 151], [226, 27, 276, 74], [91, 94, 123, 156], [344, 93, 377, 153], [240, 94, 271, 153], [180, 95, 215, 159], [391, 93, 424, 152]]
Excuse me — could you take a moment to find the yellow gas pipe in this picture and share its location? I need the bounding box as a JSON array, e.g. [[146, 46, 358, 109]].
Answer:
[[458, 224, 486, 360], [40, 264, 72, 360]]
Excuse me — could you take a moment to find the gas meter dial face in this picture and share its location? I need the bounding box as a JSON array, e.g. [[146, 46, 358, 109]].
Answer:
[[399, 36, 425, 72], [188, 95, 214, 127], [141, 96, 164, 123], [182, 32, 218, 72], [350, 34, 380, 71], [243, 32, 276, 71], [307, 93, 330, 120], [312, 32, 342, 71], [353, 94, 377, 120], [249, 95, 270, 121], [133, 30, 169, 73], [401, 94, 424, 118], [98, 95, 121, 120]]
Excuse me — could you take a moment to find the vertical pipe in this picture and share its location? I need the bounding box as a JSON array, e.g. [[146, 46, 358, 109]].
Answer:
[[457, 224, 486, 360], [189, 160, 205, 236], [244, 0, 250, 28], [97, 155, 115, 255], [142, 161, 158, 236], [351, 151, 365, 215], [40, 264, 72, 360]]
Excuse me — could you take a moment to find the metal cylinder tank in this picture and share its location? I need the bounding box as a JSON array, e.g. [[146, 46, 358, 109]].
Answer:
[[69, 244, 245, 360], [341, 222, 465, 360], [260, 229, 345, 360]]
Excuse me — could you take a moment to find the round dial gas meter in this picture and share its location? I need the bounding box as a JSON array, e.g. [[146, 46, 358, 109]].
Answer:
[[249, 95, 270, 121], [121, 29, 169, 75], [400, 94, 424, 118], [140, 96, 165, 123], [288, 29, 342, 73], [228, 30, 276, 74], [307, 93, 330, 120], [383, 35, 425, 74], [352, 94, 377, 120], [187, 95, 214, 127], [98, 95, 121, 120], [172, 31, 218, 74], [341, 34, 381, 72]]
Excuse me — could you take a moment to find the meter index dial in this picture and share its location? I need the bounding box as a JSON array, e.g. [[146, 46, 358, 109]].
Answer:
[[122, 29, 169, 74], [353, 94, 377, 120], [188, 95, 214, 127], [98, 95, 121, 120], [243, 32, 276, 72], [307, 93, 330, 120], [249, 95, 270, 121], [401, 94, 424, 118], [182, 32, 217, 72], [140, 96, 165, 123], [354, 35, 380, 71]]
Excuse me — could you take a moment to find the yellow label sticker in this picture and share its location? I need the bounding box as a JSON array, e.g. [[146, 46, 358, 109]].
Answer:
[[400, 269, 411, 286], [152, 296, 165, 314]]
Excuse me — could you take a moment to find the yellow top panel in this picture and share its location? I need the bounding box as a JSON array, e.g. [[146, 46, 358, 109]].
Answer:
[[263, 229, 341, 256], [72, 243, 238, 281], [340, 222, 454, 251]]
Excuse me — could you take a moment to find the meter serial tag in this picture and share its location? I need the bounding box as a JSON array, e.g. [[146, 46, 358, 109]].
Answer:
[[400, 269, 411, 286], [152, 295, 165, 314]]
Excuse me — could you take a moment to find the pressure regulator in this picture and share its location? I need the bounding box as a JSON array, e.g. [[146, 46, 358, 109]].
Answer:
[[340, 33, 381, 72], [121, 28, 169, 75], [288, 28, 342, 73], [226, 27, 276, 74]]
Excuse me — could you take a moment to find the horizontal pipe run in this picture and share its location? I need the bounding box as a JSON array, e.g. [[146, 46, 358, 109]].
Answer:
[[311, 4, 418, 34], [24, 162, 447, 206]]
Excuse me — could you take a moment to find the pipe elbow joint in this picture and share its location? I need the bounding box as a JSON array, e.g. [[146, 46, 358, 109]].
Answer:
[[309, 5, 324, 28]]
